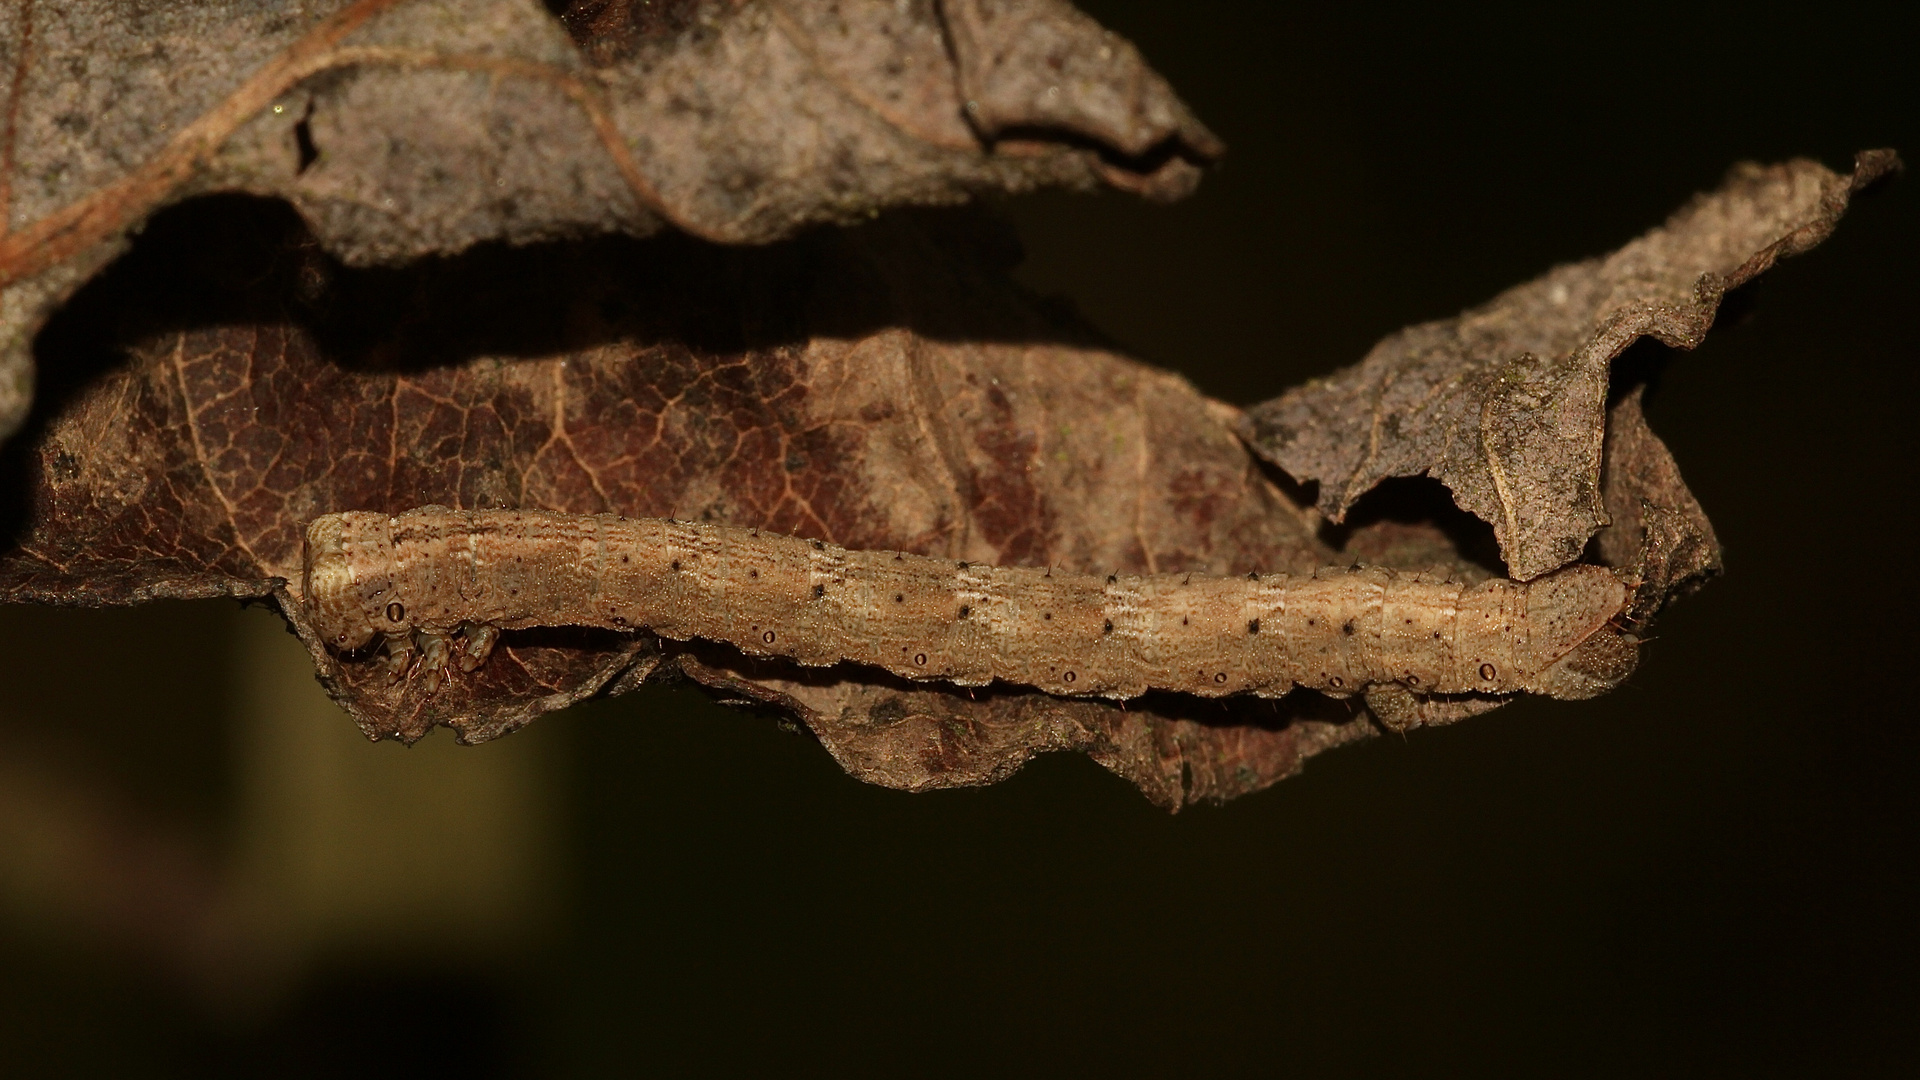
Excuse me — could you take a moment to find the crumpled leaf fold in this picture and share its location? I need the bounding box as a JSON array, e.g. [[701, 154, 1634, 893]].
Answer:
[[1241, 151, 1898, 581]]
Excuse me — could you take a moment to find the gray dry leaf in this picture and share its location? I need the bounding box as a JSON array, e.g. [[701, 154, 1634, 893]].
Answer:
[[0, 0, 1219, 439], [0, 0, 1896, 807]]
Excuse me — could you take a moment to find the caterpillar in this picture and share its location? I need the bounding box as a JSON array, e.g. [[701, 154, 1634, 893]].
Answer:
[[302, 507, 1637, 702]]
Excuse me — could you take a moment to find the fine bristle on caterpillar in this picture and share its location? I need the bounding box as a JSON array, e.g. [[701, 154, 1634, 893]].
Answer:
[[302, 507, 1638, 702]]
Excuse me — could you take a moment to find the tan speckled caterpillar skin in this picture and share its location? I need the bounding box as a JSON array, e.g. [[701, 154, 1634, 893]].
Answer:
[[303, 507, 1637, 701]]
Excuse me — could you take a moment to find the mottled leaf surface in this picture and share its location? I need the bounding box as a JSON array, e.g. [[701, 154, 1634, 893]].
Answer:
[[0, 0, 1219, 437]]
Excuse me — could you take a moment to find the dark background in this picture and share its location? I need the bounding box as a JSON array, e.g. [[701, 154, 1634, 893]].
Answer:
[[1, 2, 1913, 1075]]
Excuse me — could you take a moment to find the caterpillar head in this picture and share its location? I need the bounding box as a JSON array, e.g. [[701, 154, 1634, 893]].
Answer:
[[1521, 565, 1639, 699], [303, 512, 407, 653]]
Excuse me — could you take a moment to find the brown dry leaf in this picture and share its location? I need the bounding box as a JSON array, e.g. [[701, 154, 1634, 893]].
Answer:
[[0, 0, 1219, 438], [1, 207, 1383, 808], [0, 2, 1893, 808], [1242, 152, 1900, 582]]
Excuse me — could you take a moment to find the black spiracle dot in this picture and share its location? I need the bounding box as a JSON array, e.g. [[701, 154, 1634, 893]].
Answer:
[[1306, 618, 1316, 626], [1406, 674, 1421, 686], [385, 602, 405, 623], [1480, 662, 1497, 681], [957, 605, 970, 619], [763, 630, 777, 644], [1432, 630, 1442, 639], [1181, 616, 1189, 626], [749, 568, 758, 578], [914, 653, 928, 666], [1214, 672, 1227, 683], [1329, 675, 1345, 689], [1342, 620, 1355, 636], [1063, 670, 1076, 683], [1102, 619, 1114, 635], [813, 584, 825, 599], [620, 554, 630, 563], [1247, 618, 1260, 634], [894, 593, 904, 603], [1042, 612, 1052, 620], [670, 560, 681, 571]]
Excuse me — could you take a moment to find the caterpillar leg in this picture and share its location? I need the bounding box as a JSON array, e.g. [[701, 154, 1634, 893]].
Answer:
[[377, 626, 495, 695], [457, 624, 499, 672], [382, 633, 416, 681], [417, 631, 455, 694]]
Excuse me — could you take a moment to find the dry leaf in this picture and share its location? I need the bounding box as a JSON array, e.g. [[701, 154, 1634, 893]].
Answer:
[[1242, 152, 1899, 582], [0, 0, 1219, 437], [0, 0, 1894, 807], [4, 206, 1389, 807]]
